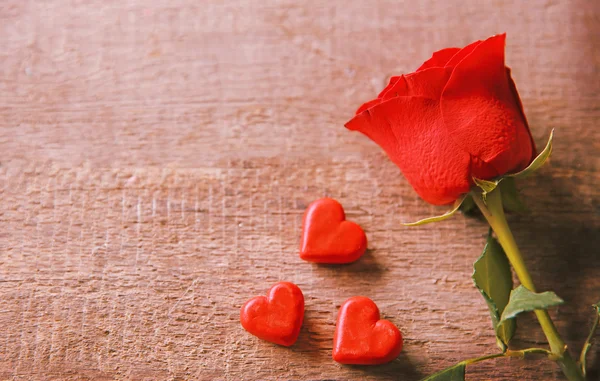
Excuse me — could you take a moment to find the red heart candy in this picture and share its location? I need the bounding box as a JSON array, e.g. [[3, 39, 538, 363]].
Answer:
[[300, 198, 367, 264], [240, 282, 304, 347], [333, 296, 403, 365]]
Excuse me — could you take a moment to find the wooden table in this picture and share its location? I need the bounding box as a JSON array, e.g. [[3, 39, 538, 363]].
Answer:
[[1, 1, 598, 380]]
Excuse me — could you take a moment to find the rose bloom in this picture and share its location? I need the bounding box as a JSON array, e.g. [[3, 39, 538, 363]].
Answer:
[[345, 34, 536, 205]]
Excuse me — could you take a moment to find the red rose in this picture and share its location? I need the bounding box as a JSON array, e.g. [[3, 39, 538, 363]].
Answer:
[[345, 34, 536, 205]]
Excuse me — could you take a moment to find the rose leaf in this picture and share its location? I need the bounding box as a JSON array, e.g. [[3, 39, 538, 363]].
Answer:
[[509, 129, 554, 178], [472, 177, 502, 202], [402, 195, 466, 226], [421, 363, 465, 381], [500, 285, 564, 323], [473, 232, 515, 351]]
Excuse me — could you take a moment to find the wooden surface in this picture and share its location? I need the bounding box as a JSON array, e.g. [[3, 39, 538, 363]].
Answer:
[[1, 1, 599, 380]]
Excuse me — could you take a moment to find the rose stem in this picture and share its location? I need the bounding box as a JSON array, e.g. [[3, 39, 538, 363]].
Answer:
[[472, 187, 585, 381]]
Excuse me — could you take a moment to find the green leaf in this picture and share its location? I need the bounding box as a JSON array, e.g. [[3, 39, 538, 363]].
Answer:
[[403, 195, 466, 226], [473, 177, 500, 196], [421, 363, 465, 381], [472, 177, 505, 203], [509, 129, 554, 178], [500, 285, 564, 323], [495, 320, 515, 352], [472, 233, 515, 350], [579, 302, 600, 376], [499, 177, 527, 214]]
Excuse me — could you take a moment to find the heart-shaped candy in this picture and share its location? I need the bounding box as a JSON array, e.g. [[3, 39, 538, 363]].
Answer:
[[300, 198, 367, 264], [333, 296, 403, 365], [240, 282, 305, 347]]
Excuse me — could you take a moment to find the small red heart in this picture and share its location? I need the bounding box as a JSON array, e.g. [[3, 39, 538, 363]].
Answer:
[[240, 282, 304, 347], [333, 296, 403, 365], [300, 198, 367, 264]]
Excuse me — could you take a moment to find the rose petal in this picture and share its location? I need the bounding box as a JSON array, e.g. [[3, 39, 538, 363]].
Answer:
[[506, 67, 537, 165], [356, 98, 384, 115], [346, 96, 471, 205], [377, 76, 402, 98], [379, 75, 408, 100], [380, 67, 452, 101], [445, 40, 483, 67], [441, 33, 534, 176], [417, 48, 461, 71], [357, 68, 453, 116], [470, 155, 499, 180], [355, 76, 402, 114]]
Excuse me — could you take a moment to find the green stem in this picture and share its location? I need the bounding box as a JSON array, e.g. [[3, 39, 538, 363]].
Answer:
[[451, 348, 550, 369], [508, 347, 552, 357], [472, 188, 585, 381], [462, 352, 505, 366], [579, 305, 599, 376], [426, 348, 554, 380]]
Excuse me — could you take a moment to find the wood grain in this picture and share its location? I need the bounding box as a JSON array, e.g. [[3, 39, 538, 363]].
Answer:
[[0, 0, 599, 380]]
